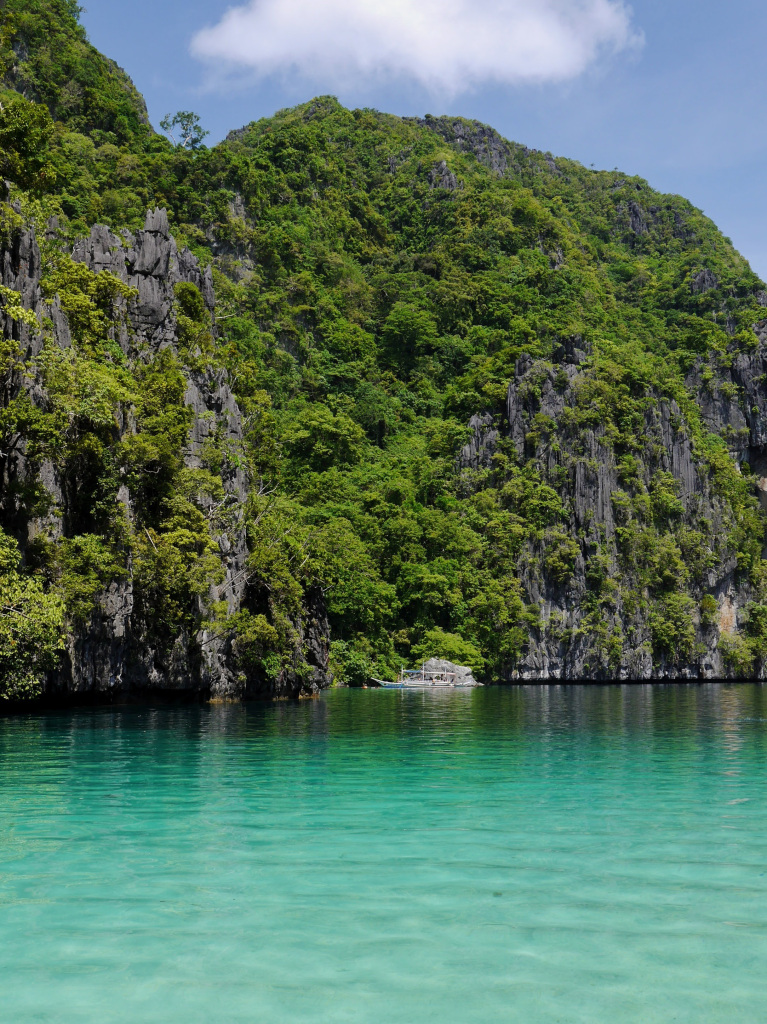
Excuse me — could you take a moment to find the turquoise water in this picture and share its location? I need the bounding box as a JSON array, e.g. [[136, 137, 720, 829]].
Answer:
[[1, 686, 767, 1023]]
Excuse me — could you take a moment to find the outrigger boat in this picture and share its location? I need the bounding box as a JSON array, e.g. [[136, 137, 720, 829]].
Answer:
[[372, 661, 480, 689]]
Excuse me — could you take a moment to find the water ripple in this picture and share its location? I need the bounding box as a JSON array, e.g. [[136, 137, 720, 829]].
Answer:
[[1, 685, 766, 1022]]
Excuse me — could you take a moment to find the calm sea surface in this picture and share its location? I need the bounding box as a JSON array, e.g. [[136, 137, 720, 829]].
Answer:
[[1, 685, 766, 1023]]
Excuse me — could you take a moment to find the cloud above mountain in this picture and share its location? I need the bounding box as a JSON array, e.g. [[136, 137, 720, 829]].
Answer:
[[191, 0, 642, 94]]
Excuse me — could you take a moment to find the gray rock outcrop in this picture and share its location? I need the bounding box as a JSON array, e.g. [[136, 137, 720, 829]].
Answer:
[[458, 413, 498, 471], [480, 329, 767, 681]]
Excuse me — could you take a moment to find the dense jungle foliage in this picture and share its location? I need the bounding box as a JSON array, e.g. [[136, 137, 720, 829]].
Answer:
[[2, 0, 767, 694]]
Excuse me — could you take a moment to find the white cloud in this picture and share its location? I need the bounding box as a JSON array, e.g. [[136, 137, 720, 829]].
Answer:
[[191, 0, 642, 95]]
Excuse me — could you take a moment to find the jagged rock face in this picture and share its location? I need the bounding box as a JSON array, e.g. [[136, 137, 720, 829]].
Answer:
[[418, 116, 516, 176], [428, 160, 461, 192], [70, 209, 216, 339], [416, 115, 561, 179], [495, 338, 767, 681], [690, 321, 767, 454], [691, 268, 719, 295], [1, 207, 331, 701], [458, 413, 498, 472]]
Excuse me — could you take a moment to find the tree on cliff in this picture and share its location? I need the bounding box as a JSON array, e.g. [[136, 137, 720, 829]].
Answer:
[[0, 529, 65, 700], [159, 111, 209, 150]]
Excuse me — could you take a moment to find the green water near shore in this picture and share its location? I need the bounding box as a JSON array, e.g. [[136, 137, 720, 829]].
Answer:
[[1, 685, 766, 1022]]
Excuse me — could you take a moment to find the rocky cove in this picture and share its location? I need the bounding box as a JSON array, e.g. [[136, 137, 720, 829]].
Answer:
[[4, 5, 767, 1024], [3, 0, 767, 696], [4, 194, 767, 698]]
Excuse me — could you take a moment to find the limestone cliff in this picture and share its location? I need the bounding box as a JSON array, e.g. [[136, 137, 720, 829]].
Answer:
[[0, 203, 330, 700], [474, 330, 767, 680]]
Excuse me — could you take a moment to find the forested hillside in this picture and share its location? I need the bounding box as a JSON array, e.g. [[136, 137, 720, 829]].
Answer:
[[2, 0, 767, 699]]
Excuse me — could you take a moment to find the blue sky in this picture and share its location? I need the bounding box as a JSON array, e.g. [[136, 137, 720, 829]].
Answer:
[[80, 0, 767, 279]]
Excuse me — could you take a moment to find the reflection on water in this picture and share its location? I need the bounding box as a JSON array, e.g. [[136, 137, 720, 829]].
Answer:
[[1, 685, 766, 1024], [5, 681, 765, 742]]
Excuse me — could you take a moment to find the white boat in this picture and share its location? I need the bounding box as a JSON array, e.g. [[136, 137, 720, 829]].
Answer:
[[372, 659, 481, 688]]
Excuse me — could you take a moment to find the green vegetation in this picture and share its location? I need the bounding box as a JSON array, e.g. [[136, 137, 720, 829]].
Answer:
[[2, 0, 767, 688], [0, 0, 148, 140], [160, 111, 208, 151], [0, 527, 65, 699]]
